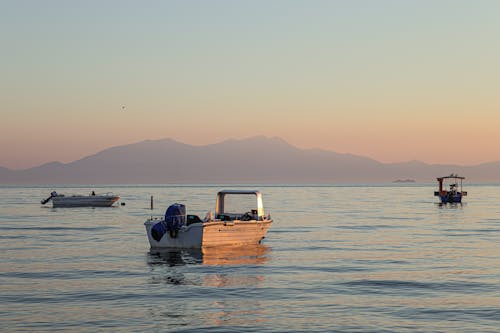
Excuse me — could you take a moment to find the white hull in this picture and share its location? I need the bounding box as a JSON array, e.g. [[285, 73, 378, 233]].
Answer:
[[52, 195, 120, 208], [145, 219, 272, 249], [145, 220, 204, 248]]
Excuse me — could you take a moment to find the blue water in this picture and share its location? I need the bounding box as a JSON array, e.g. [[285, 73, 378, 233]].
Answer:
[[1, 185, 499, 332]]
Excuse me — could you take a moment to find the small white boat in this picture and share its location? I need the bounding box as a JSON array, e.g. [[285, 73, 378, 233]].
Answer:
[[41, 191, 120, 208], [144, 190, 273, 248]]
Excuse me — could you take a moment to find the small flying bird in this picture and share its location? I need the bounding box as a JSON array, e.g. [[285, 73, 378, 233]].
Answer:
[[121, 106, 126, 110]]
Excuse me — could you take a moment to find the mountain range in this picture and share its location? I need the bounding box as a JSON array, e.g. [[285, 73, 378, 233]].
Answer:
[[1, 136, 499, 184]]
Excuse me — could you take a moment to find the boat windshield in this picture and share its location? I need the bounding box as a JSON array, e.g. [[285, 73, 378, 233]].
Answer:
[[222, 195, 257, 215]]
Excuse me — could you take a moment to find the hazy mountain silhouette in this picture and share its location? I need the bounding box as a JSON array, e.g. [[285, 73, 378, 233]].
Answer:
[[1, 136, 499, 184]]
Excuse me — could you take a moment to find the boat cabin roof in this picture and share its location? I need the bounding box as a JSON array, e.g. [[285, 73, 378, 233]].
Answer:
[[437, 175, 465, 181], [217, 190, 262, 196]]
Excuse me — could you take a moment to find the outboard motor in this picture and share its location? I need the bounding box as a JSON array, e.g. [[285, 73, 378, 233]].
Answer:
[[151, 203, 186, 241], [41, 191, 58, 205], [165, 203, 186, 238]]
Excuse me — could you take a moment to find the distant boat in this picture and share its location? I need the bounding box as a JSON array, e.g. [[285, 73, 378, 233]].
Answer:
[[144, 190, 273, 248], [434, 174, 467, 203], [41, 191, 120, 208], [393, 179, 416, 183]]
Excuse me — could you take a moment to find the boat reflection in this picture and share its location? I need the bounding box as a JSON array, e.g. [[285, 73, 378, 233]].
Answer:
[[147, 244, 271, 288], [201, 244, 270, 266], [147, 248, 203, 267], [148, 243, 271, 267], [437, 202, 464, 208]]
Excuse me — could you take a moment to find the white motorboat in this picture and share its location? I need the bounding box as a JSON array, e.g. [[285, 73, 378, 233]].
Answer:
[[144, 190, 273, 248], [41, 191, 120, 208]]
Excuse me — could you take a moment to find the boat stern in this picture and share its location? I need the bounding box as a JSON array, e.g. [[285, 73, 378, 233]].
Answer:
[[144, 218, 203, 248]]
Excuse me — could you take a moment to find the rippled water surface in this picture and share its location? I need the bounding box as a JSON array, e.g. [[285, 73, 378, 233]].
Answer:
[[1, 185, 500, 332]]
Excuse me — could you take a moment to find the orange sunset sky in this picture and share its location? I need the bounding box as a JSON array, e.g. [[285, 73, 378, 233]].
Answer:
[[1, 1, 500, 169]]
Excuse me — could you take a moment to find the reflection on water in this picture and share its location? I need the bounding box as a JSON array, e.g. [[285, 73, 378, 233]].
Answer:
[[437, 202, 464, 208], [147, 244, 270, 288], [145, 244, 270, 328], [148, 244, 270, 267], [148, 248, 203, 267], [202, 244, 270, 266]]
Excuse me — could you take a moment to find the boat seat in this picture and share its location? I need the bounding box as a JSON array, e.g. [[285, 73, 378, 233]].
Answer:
[[187, 214, 202, 225], [217, 214, 233, 221]]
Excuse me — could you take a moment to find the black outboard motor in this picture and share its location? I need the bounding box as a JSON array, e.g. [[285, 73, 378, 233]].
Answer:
[[151, 203, 186, 241], [41, 191, 58, 205]]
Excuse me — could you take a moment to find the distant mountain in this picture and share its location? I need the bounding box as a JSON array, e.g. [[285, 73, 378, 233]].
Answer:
[[1, 136, 499, 184], [0, 166, 11, 179]]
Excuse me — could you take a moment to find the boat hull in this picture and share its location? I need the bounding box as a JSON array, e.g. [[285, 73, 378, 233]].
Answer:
[[145, 219, 272, 249], [52, 195, 120, 208], [438, 193, 462, 204], [202, 220, 272, 247]]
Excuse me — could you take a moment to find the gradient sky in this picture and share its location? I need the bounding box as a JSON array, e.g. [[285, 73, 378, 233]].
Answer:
[[1, 0, 500, 169]]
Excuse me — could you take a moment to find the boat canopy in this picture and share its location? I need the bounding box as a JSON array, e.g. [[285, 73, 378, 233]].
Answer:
[[436, 174, 466, 194], [216, 190, 265, 218], [437, 174, 465, 181]]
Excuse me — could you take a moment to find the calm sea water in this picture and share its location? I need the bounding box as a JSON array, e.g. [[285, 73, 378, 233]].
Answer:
[[1, 185, 499, 332]]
